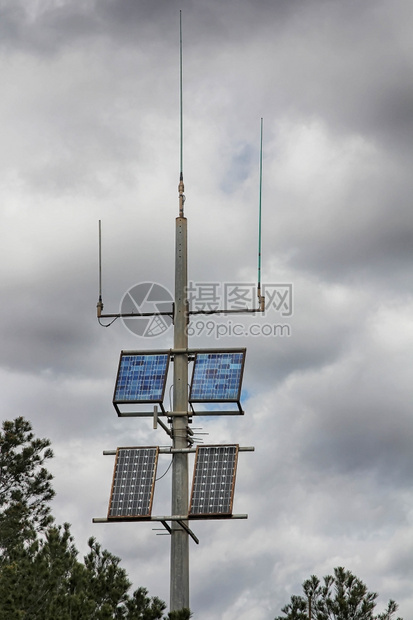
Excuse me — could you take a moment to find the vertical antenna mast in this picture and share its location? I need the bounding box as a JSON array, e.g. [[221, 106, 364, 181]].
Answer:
[[257, 118, 265, 312], [180, 10, 183, 179], [97, 220, 103, 317], [178, 10, 185, 218]]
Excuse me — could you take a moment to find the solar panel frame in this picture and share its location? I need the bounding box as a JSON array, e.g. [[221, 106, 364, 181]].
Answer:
[[188, 349, 246, 413], [107, 447, 159, 520], [113, 351, 170, 416], [189, 445, 239, 518]]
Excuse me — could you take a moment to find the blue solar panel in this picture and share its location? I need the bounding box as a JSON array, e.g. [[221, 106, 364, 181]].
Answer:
[[190, 351, 245, 402], [114, 353, 169, 403]]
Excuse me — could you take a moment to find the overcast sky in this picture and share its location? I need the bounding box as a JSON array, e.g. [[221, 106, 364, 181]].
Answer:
[[1, 0, 413, 618]]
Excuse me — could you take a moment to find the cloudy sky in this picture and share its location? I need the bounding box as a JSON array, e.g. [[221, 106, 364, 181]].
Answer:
[[1, 0, 413, 618]]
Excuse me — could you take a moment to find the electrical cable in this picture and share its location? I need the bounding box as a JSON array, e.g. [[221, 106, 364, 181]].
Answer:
[[98, 316, 119, 327], [156, 459, 173, 481]]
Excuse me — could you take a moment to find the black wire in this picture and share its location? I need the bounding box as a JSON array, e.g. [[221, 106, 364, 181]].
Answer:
[[155, 459, 173, 481], [98, 316, 119, 327]]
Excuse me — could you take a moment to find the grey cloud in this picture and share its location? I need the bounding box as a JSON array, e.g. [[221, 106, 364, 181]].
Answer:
[[1, 0, 413, 618]]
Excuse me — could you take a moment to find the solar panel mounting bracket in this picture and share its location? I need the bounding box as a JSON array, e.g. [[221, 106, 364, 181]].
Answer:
[[97, 306, 264, 325], [153, 406, 172, 437], [102, 446, 255, 455], [93, 514, 248, 522], [155, 519, 200, 545], [175, 520, 199, 545]]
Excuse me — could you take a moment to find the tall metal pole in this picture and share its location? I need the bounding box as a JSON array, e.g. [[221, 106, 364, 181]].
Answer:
[[170, 173, 189, 611], [170, 14, 189, 611]]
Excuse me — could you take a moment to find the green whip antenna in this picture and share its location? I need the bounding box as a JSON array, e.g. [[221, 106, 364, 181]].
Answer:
[[178, 10, 185, 217], [257, 118, 265, 312]]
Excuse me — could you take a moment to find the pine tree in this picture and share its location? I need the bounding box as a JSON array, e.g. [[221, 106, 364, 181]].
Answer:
[[274, 567, 402, 620], [0, 416, 54, 557], [0, 417, 190, 619]]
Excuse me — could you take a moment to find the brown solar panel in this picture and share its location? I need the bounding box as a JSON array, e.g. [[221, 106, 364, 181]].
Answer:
[[189, 445, 238, 518], [108, 447, 158, 519]]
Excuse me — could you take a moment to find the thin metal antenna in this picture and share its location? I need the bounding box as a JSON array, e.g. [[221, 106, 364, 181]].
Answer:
[[178, 10, 185, 217], [180, 10, 183, 179], [257, 118, 265, 312], [97, 220, 104, 317]]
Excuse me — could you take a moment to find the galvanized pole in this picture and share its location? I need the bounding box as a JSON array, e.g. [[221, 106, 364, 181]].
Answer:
[[170, 172, 189, 611]]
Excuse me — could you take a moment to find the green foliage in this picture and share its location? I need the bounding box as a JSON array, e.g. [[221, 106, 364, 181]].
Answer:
[[0, 416, 55, 555], [123, 586, 166, 619], [0, 524, 168, 619], [275, 567, 402, 620], [0, 523, 82, 619], [0, 418, 190, 619]]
